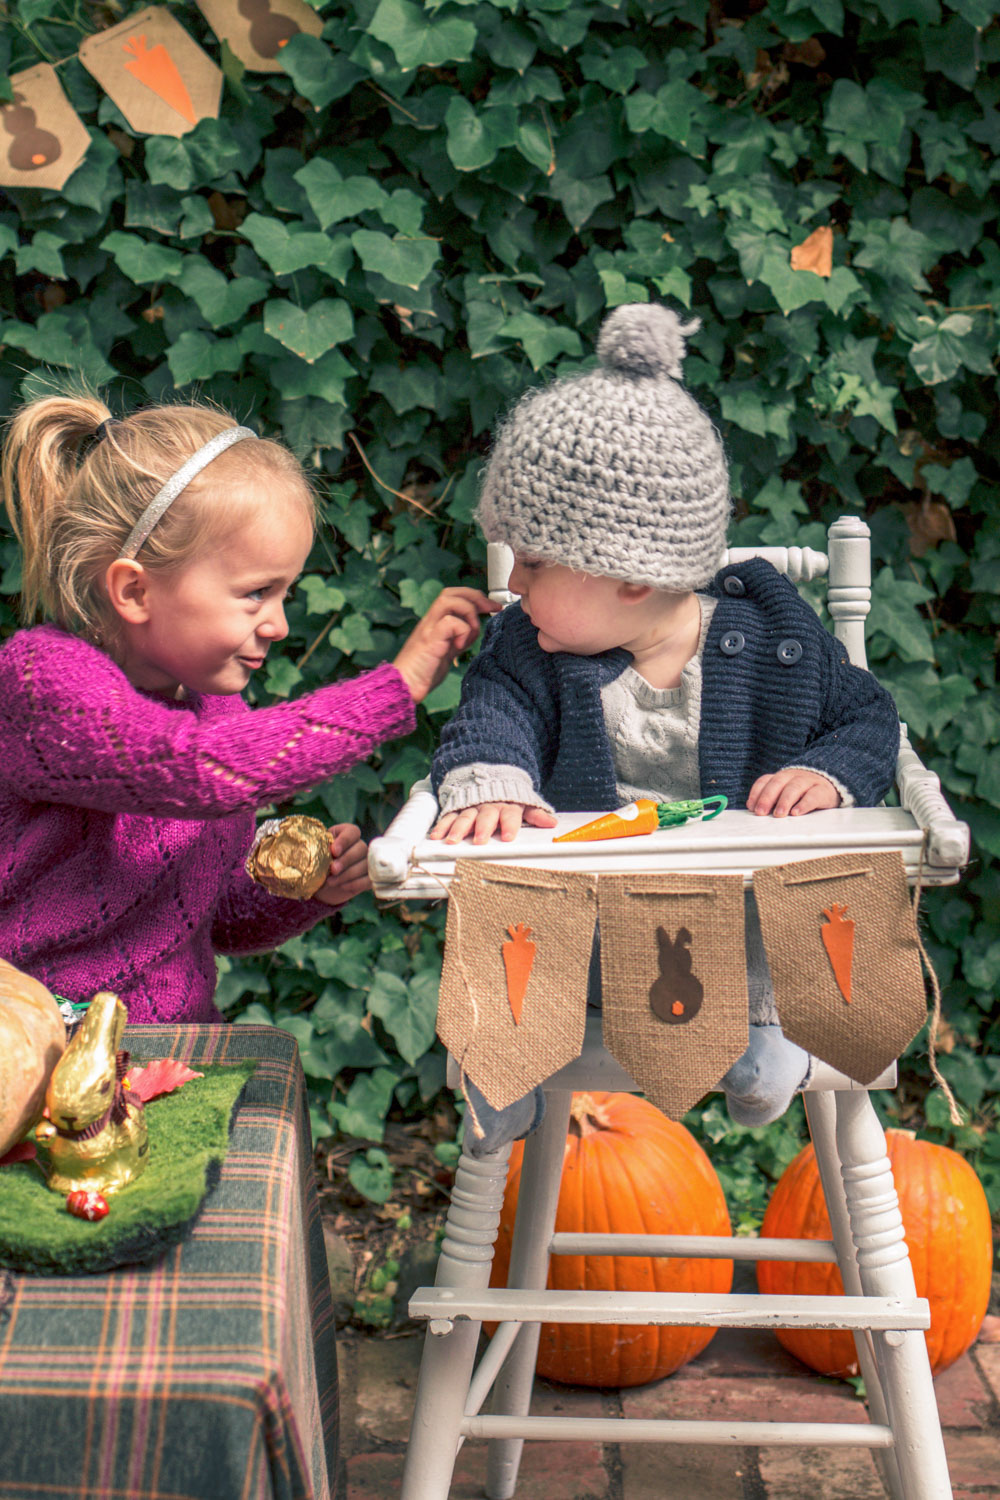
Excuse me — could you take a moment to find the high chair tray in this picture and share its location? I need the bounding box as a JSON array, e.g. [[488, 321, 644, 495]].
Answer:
[[370, 799, 965, 902]]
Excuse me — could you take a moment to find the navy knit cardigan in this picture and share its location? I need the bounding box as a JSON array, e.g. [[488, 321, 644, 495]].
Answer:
[[432, 558, 900, 812]]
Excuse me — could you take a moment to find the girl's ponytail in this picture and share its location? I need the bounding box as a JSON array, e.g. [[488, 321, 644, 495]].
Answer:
[[2, 393, 112, 624]]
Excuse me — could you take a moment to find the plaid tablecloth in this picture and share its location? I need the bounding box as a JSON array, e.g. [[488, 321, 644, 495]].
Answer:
[[0, 1026, 338, 1500]]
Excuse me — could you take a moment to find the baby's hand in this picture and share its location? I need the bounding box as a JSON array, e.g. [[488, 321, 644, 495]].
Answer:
[[430, 803, 559, 846], [393, 587, 500, 703], [313, 824, 371, 906], [747, 769, 841, 818]]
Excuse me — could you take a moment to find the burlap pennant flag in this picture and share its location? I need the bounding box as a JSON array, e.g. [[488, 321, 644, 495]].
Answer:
[[598, 874, 748, 1120], [754, 851, 927, 1085], [1, 65, 91, 191], [197, 0, 323, 73], [437, 861, 597, 1109], [79, 8, 222, 139]]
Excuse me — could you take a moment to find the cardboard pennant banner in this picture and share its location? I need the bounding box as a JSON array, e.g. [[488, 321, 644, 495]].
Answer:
[[197, 0, 323, 73], [436, 861, 598, 1110], [1, 64, 91, 191], [754, 850, 927, 1085], [79, 7, 222, 139], [598, 873, 748, 1120]]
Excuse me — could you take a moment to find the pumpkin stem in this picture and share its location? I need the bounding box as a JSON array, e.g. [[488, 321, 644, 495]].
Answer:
[[568, 1093, 611, 1138]]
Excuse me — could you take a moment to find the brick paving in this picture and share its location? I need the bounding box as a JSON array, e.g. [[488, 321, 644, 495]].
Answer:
[[338, 1315, 1000, 1498]]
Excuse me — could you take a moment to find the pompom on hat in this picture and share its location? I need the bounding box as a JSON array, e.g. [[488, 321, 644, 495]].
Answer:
[[477, 303, 730, 593]]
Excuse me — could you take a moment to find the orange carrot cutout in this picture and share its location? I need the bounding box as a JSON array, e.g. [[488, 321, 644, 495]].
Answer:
[[554, 795, 726, 843], [502, 922, 536, 1025], [821, 902, 855, 1004], [122, 36, 197, 125]]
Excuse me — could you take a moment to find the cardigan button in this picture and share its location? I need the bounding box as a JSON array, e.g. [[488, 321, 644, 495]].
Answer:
[[777, 638, 803, 665], [723, 576, 746, 597], [720, 631, 745, 656]]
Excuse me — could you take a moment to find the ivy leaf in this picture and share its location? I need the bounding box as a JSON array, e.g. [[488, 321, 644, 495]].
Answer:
[[296, 159, 379, 228], [350, 229, 439, 289], [241, 213, 354, 279], [330, 1068, 399, 1141], [271, 350, 354, 405], [167, 330, 245, 387], [445, 97, 517, 171], [368, 0, 477, 71], [2, 309, 114, 385], [908, 313, 995, 385], [850, 217, 938, 290], [100, 231, 183, 286], [625, 80, 699, 145], [299, 575, 348, 616], [367, 968, 438, 1065], [15, 232, 67, 280], [179, 258, 270, 328], [281, 34, 365, 109], [499, 311, 583, 370], [349, 1148, 395, 1203], [263, 298, 354, 363], [868, 567, 935, 663]]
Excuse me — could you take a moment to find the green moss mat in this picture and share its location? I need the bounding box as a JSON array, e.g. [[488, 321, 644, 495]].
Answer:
[[0, 1062, 255, 1275]]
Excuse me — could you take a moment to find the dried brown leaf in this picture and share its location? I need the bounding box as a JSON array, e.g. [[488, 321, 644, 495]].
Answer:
[[791, 225, 833, 278]]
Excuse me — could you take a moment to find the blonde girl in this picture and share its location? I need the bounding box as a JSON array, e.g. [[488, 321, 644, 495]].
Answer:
[[0, 394, 495, 1023]]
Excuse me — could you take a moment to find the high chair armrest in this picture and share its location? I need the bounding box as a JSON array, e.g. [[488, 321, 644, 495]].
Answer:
[[895, 726, 969, 871], [368, 777, 440, 888]]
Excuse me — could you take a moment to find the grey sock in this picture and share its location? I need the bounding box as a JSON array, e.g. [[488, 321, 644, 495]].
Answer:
[[720, 1024, 811, 1127], [462, 1082, 546, 1159]]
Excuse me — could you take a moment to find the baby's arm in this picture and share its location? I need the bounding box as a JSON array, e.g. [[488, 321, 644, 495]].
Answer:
[[746, 768, 841, 817]]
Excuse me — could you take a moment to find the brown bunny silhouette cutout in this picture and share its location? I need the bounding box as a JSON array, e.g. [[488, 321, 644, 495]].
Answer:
[[649, 925, 704, 1024], [237, 0, 301, 57], [3, 93, 62, 171]]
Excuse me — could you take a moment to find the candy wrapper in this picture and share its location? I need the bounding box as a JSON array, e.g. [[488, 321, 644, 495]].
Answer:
[[246, 815, 331, 899]]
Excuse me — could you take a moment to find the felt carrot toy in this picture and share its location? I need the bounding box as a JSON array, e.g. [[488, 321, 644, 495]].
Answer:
[[821, 902, 855, 1004], [553, 795, 727, 844], [122, 35, 197, 125], [502, 923, 536, 1024]]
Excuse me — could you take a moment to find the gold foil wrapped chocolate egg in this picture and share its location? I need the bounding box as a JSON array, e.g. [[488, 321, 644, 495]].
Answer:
[[246, 815, 331, 900]]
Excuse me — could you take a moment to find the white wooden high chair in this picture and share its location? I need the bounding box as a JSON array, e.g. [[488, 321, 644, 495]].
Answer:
[[368, 517, 969, 1500]]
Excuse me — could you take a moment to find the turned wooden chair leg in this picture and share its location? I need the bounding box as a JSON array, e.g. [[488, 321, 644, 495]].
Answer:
[[805, 1091, 905, 1500], [835, 1089, 953, 1500], [485, 1090, 574, 1500], [400, 1147, 511, 1500]]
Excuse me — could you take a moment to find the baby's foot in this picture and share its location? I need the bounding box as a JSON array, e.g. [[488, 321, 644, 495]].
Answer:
[[720, 1025, 812, 1127], [462, 1082, 546, 1159]]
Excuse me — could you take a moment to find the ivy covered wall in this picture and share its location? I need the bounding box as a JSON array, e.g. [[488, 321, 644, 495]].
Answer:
[[2, 0, 999, 1212]]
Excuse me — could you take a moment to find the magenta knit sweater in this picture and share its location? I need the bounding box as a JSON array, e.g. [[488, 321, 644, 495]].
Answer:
[[0, 625, 416, 1024]]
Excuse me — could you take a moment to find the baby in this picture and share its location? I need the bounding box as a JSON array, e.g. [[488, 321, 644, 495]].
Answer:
[[429, 303, 899, 1153]]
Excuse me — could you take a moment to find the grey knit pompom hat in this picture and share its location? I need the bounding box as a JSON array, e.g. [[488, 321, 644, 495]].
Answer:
[[477, 303, 730, 592]]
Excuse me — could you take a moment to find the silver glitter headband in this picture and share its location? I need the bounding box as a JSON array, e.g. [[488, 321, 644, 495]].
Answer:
[[117, 426, 257, 561]]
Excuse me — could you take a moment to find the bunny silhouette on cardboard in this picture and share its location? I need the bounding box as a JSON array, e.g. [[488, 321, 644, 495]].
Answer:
[[3, 93, 61, 171], [237, 0, 301, 57], [649, 925, 704, 1024]]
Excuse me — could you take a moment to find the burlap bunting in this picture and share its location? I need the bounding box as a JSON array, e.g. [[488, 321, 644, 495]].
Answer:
[[753, 850, 927, 1085], [597, 873, 748, 1120], [436, 861, 597, 1110]]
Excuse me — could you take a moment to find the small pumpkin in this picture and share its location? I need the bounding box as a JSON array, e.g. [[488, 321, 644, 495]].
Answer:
[[488, 1091, 733, 1388], [757, 1128, 993, 1377], [0, 958, 66, 1157]]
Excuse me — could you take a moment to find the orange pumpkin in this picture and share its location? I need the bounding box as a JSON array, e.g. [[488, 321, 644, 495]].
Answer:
[[0, 957, 66, 1157], [757, 1129, 993, 1377], [488, 1091, 733, 1388]]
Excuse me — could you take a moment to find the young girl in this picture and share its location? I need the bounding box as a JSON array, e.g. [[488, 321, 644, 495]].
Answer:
[[0, 395, 496, 1024], [428, 302, 900, 1150]]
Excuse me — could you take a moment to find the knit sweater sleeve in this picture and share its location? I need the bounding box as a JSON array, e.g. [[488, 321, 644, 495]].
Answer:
[[211, 857, 335, 955], [0, 626, 416, 818], [431, 608, 556, 797], [787, 630, 899, 805]]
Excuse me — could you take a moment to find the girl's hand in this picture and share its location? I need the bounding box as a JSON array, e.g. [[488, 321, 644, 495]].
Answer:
[[430, 802, 559, 846], [393, 587, 500, 703], [313, 824, 371, 906], [747, 769, 841, 818]]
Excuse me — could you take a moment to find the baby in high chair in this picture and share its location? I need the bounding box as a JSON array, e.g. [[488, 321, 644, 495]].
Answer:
[[429, 302, 900, 1153]]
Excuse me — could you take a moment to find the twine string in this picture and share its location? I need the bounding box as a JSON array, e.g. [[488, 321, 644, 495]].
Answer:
[[410, 859, 485, 1140], [783, 865, 873, 886], [911, 834, 962, 1126]]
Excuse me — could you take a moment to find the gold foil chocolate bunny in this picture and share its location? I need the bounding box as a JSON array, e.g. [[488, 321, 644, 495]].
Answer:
[[35, 990, 148, 1196], [246, 815, 331, 899]]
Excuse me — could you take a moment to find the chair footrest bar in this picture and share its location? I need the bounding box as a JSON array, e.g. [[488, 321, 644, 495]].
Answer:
[[549, 1234, 837, 1262], [410, 1286, 930, 1332], [459, 1415, 895, 1449]]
